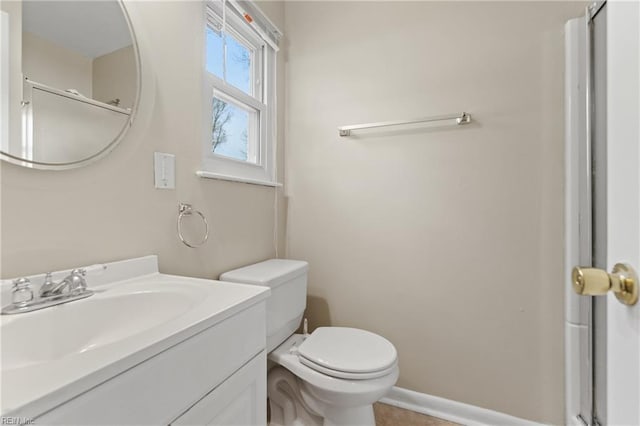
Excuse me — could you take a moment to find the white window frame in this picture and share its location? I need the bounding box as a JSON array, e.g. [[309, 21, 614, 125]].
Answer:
[[199, 0, 277, 187]]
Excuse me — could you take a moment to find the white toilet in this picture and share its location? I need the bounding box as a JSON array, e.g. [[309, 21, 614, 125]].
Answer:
[[220, 259, 399, 426]]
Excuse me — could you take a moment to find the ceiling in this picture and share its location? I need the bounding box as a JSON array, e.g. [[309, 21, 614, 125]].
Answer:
[[23, 1, 133, 59]]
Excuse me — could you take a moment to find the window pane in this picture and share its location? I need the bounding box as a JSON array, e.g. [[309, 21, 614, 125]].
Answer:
[[206, 24, 253, 96], [226, 35, 251, 95], [212, 97, 257, 163], [206, 26, 224, 79]]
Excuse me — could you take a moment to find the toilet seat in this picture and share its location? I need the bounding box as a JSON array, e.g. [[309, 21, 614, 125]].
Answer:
[[298, 356, 398, 380], [270, 333, 399, 399], [295, 327, 397, 380]]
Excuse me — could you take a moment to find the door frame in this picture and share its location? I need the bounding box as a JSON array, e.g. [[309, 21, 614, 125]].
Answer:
[[564, 3, 607, 425]]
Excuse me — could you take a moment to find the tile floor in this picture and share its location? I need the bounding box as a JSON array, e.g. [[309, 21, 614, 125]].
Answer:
[[373, 402, 459, 426]]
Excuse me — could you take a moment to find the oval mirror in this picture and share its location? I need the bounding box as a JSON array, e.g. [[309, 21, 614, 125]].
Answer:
[[0, 0, 140, 169]]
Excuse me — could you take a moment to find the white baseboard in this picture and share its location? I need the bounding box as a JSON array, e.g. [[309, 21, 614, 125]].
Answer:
[[379, 387, 546, 426]]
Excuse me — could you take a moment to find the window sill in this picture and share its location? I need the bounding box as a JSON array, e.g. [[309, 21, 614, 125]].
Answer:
[[196, 171, 282, 187]]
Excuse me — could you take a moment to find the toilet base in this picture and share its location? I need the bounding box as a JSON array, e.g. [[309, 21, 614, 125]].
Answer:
[[321, 405, 375, 426], [268, 366, 323, 426], [268, 366, 377, 426]]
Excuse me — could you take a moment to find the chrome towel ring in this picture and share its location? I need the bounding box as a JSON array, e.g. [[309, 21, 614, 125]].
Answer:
[[177, 203, 209, 248]]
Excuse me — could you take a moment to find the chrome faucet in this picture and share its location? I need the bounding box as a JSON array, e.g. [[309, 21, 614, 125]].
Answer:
[[40, 269, 87, 297], [2, 268, 95, 315]]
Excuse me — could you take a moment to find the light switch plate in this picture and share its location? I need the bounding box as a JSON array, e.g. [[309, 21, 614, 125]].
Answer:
[[154, 152, 175, 189]]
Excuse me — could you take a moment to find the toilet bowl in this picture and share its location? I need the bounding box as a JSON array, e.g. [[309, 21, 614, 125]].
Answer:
[[269, 332, 399, 426], [220, 260, 399, 426]]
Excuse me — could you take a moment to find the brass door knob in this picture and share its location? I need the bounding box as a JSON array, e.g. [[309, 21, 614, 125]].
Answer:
[[572, 263, 638, 306]]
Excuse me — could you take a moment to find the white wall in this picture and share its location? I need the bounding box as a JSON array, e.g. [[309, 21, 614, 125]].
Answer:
[[1, 1, 286, 281], [284, 2, 584, 424], [1, 11, 10, 153], [1, 1, 22, 157]]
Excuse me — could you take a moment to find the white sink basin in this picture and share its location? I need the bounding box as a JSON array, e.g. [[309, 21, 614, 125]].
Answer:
[[0, 256, 270, 418], [2, 284, 202, 371]]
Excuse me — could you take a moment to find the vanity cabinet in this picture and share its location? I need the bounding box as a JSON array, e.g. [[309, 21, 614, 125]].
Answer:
[[171, 351, 266, 425], [35, 302, 267, 425]]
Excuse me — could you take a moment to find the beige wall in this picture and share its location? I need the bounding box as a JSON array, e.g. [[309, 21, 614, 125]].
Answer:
[[93, 45, 136, 109], [22, 31, 93, 97], [1, 0, 586, 423], [23, 32, 137, 108], [1, 1, 286, 281], [30, 89, 130, 163], [284, 2, 583, 424]]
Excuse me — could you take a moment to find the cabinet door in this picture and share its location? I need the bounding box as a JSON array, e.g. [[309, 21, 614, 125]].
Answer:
[[34, 303, 266, 426], [171, 351, 266, 426]]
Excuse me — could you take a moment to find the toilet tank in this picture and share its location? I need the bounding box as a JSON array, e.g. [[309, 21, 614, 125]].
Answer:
[[220, 259, 308, 352]]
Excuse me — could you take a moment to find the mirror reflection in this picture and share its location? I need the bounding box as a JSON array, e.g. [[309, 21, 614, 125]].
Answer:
[[1, 0, 139, 168]]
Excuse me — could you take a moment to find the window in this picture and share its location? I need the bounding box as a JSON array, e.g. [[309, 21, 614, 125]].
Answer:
[[200, 0, 280, 186]]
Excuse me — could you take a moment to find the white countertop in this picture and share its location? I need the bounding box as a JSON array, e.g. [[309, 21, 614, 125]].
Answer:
[[0, 256, 269, 418]]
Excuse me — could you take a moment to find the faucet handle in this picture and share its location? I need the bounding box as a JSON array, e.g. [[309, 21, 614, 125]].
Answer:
[[13, 277, 31, 288], [68, 269, 88, 292], [12, 278, 34, 306]]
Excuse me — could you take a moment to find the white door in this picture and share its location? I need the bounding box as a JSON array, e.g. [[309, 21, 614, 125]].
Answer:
[[606, 1, 640, 425]]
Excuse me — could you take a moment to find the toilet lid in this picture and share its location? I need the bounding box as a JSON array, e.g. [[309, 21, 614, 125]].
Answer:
[[297, 327, 397, 376]]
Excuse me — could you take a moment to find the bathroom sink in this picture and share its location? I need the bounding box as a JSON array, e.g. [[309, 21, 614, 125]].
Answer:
[[1, 285, 201, 371], [0, 256, 270, 418]]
